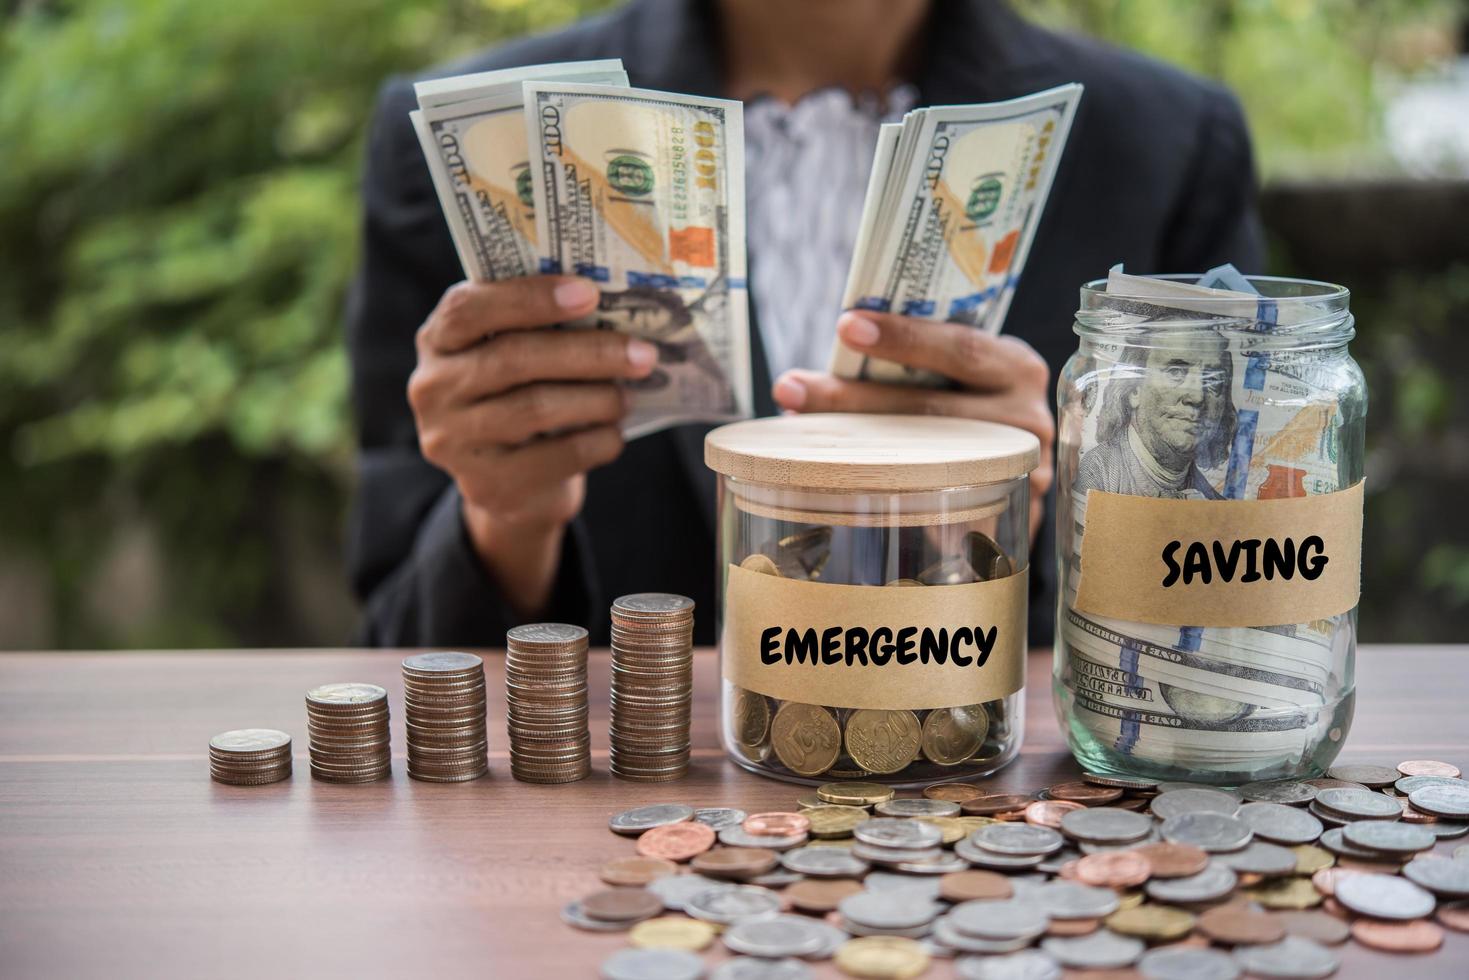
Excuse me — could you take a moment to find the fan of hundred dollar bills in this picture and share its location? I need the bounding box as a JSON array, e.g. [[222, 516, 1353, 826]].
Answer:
[[1057, 265, 1358, 780]]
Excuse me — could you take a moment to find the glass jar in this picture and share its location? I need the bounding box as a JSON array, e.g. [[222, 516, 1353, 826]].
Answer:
[[704, 413, 1038, 786], [1054, 274, 1366, 785]]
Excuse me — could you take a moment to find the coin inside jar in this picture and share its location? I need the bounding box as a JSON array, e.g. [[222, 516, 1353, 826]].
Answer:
[[843, 709, 923, 776], [770, 703, 841, 777], [920, 704, 989, 766]]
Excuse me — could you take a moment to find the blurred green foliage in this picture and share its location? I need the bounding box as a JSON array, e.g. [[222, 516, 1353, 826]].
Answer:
[[0, 0, 1463, 647]]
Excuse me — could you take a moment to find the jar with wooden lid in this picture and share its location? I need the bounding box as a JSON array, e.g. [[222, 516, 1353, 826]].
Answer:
[[704, 413, 1039, 786]]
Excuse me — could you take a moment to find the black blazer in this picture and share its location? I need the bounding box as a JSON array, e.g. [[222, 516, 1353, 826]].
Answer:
[[344, 0, 1263, 648]]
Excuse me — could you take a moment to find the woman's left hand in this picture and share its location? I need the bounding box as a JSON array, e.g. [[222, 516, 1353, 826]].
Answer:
[[772, 310, 1055, 533]]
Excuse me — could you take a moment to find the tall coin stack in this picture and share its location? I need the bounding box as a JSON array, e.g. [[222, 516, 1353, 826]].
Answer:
[[209, 728, 292, 786], [402, 652, 489, 782], [609, 593, 695, 782], [304, 683, 391, 783], [505, 624, 591, 784]]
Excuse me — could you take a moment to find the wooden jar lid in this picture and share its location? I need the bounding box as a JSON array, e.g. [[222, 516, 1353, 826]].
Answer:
[[704, 413, 1039, 492]]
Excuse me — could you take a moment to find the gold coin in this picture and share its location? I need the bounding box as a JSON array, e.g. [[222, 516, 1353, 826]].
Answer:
[[834, 936, 930, 979], [964, 529, 1014, 580], [1292, 844, 1336, 875], [920, 704, 989, 766], [739, 553, 780, 576], [844, 709, 922, 776], [628, 916, 717, 951], [955, 815, 1000, 835], [803, 805, 870, 838], [817, 781, 894, 807], [806, 837, 856, 849], [1246, 877, 1322, 910], [770, 702, 841, 777], [1115, 889, 1145, 910], [914, 815, 966, 845], [884, 578, 925, 587], [1106, 904, 1195, 942], [796, 790, 826, 809], [730, 686, 771, 748]]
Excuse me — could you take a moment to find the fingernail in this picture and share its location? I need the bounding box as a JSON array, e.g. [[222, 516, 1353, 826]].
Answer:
[[554, 279, 598, 310], [839, 313, 881, 347], [626, 338, 658, 371], [773, 374, 807, 409]]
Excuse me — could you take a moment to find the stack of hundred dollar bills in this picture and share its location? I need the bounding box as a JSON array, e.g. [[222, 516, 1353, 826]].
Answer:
[[1058, 265, 1356, 777], [410, 60, 752, 438]]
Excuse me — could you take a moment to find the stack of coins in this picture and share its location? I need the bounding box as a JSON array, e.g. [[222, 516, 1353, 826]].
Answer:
[[609, 593, 695, 782], [402, 651, 488, 782], [209, 729, 292, 785], [304, 683, 391, 783], [505, 623, 591, 783]]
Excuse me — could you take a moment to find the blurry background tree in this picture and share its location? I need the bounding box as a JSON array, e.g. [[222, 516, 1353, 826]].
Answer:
[[0, 0, 1464, 648]]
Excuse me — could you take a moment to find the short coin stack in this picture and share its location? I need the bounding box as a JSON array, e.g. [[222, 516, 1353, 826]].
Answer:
[[402, 651, 488, 782], [505, 623, 591, 783], [609, 593, 695, 782], [304, 683, 391, 783], [209, 729, 293, 785]]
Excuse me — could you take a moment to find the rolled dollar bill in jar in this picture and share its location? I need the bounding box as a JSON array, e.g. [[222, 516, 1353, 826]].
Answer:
[[1054, 269, 1366, 785], [704, 414, 1039, 786]]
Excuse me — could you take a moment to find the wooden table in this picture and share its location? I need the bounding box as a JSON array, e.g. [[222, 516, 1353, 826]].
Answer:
[[1, 646, 1465, 979]]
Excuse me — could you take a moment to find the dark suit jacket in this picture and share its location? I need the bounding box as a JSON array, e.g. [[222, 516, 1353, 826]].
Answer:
[[344, 0, 1263, 648]]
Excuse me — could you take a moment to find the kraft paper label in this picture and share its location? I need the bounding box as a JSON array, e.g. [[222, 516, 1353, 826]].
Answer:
[[721, 563, 1027, 710], [1074, 480, 1363, 628]]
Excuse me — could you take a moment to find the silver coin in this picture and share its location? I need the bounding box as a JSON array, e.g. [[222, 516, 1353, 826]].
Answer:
[[806, 920, 851, 958], [839, 891, 943, 930], [401, 650, 482, 672], [1038, 848, 1084, 874], [1313, 788, 1401, 820], [1317, 826, 1393, 860], [1078, 827, 1163, 853], [1215, 841, 1299, 876], [610, 803, 695, 835], [506, 622, 588, 645], [1060, 807, 1154, 843], [1236, 802, 1324, 845], [710, 958, 811, 980], [875, 798, 962, 818], [955, 837, 1046, 869], [1395, 774, 1468, 795], [562, 900, 646, 932], [694, 807, 748, 831], [956, 949, 1062, 980], [947, 899, 1049, 941], [1305, 801, 1348, 827], [1239, 780, 1318, 806], [1160, 812, 1253, 852], [613, 593, 696, 615], [1155, 781, 1240, 796], [837, 914, 933, 939], [1033, 880, 1120, 919], [1040, 929, 1144, 969], [645, 873, 728, 911], [210, 728, 292, 753], [600, 947, 705, 980], [1410, 782, 1469, 819], [1151, 788, 1242, 820], [685, 884, 782, 925], [749, 870, 805, 888], [972, 823, 1065, 857], [852, 842, 945, 865], [854, 817, 943, 849], [1232, 937, 1339, 979], [719, 826, 807, 850], [1326, 763, 1400, 787], [1426, 820, 1469, 839], [722, 914, 828, 958], [1139, 946, 1240, 980], [1403, 854, 1469, 896], [1145, 863, 1238, 903], [779, 846, 869, 878], [1333, 871, 1435, 919], [932, 916, 1034, 953], [1342, 820, 1434, 854], [864, 872, 944, 899], [895, 854, 971, 875], [1084, 772, 1159, 790], [1457, 844, 1469, 860]]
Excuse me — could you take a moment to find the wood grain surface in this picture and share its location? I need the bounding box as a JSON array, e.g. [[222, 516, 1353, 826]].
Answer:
[[1, 645, 1466, 979]]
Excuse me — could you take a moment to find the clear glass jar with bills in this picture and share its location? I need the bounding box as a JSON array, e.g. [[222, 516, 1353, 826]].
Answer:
[[1053, 271, 1367, 785]]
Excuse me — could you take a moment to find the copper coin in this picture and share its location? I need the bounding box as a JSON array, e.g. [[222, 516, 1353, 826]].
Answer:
[[995, 808, 1030, 822], [1322, 897, 1351, 920], [1197, 906, 1287, 945], [636, 822, 716, 862], [1273, 909, 1351, 945], [1056, 860, 1082, 880], [784, 878, 864, 912], [960, 793, 1033, 816], [1047, 917, 1100, 937], [938, 870, 1014, 902], [1076, 851, 1152, 888], [1398, 760, 1461, 779], [599, 856, 679, 887], [1311, 867, 1362, 897], [1435, 900, 1469, 933], [1025, 800, 1084, 828], [925, 782, 984, 803], [1335, 857, 1403, 875], [1351, 918, 1445, 952], [1047, 781, 1124, 805], [1131, 842, 1210, 878], [743, 811, 811, 837], [580, 887, 663, 922], [691, 846, 779, 878]]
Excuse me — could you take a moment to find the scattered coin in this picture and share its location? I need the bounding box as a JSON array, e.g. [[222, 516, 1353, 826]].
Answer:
[[1236, 802, 1325, 845], [1342, 820, 1434, 854], [564, 899, 647, 933], [875, 798, 960, 819], [1313, 787, 1402, 820], [1395, 774, 1467, 796], [599, 947, 705, 980], [1131, 841, 1209, 878], [955, 948, 1061, 980], [1217, 840, 1299, 877], [1245, 876, 1324, 911], [1159, 812, 1253, 852], [972, 823, 1065, 856], [645, 873, 728, 911], [839, 891, 943, 931], [1240, 780, 1318, 806], [1398, 760, 1462, 779], [693, 808, 747, 831], [1138, 945, 1240, 980], [629, 916, 718, 951], [1075, 851, 1151, 888], [1350, 918, 1444, 952], [1291, 844, 1335, 875], [1272, 909, 1351, 945], [743, 812, 811, 837], [833, 936, 929, 980], [1326, 763, 1401, 788], [855, 818, 942, 850], [1034, 880, 1120, 919], [1436, 899, 1469, 932], [939, 869, 1013, 902], [784, 878, 863, 913], [1040, 929, 1144, 969], [1106, 904, 1195, 942], [723, 914, 829, 958], [818, 782, 894, 806], [719, 825, 807, 851], [639, 822, 717, 862], [611, 804, 696, 836], [1151, 788, 1242, 820], [1023, 801, 1083, 828], [803, 805, 869, 839], [1403, 854, 1469, 896], [1145, 863, 1238, 904], [684, 884, 782, 925], [780, 846, 868, 878], [1410, 782, 1469, 819], [1333, 872, 1436, 919], [1197, 905, 1287, 945], [1060, 807, 1154, 844], [1231, 936, 1339, 979], [601, 856, 679, 886], [925, 782, 983, 803], [961, 794, 1034, 817], [582, 887, 665, 923], [1046, 781, 1123, 805], [948, 899, 1049, 941]]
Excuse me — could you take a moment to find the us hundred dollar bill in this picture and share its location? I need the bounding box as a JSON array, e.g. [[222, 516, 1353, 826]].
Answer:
[[408, 61, 629, 282], [523, 82, 753, 437], [830, 84, 1083, 385]]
